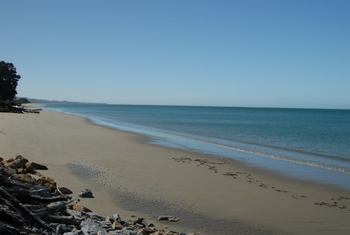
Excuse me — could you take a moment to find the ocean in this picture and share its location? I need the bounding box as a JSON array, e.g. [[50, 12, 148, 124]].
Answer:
[[42, 103, 350, 189]]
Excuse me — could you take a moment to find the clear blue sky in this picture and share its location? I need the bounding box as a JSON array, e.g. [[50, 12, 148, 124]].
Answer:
[[1, 0, 349, 109]]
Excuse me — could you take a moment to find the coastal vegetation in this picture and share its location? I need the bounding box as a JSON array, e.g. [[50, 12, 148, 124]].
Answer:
[[0, 61, 21, 102], [0, 61, 37, 113]]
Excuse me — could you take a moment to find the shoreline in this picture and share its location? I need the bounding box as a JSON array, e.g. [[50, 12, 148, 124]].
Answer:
[[1, 109, 350, 234], [41, 103, 350, 191]]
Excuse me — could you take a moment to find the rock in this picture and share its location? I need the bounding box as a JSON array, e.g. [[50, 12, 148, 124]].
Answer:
[[47, 201, 67, 212], [112, 213, 122, 223], [0, 165, 16, 177], [79, 188, 93, 198], [87, 212, 105, 221], [37, 176, 57, 190], [5, 158, 28, 169], [58, 186, 73, 195], [63, 229, 84, 235], [137, 227, 155, 235], [112, 221, 123, 230], [66, 197, 80, 206], [73, 203, 92, 212], [30, 162, 48, 170], [157, 216, 180, 222], [57, 224, 73, 234], [15, 155, 25, 160], [10, 174, 36, 184], [149, 228, 167, 235], [100, 220, 112, 229], [4, 158, 15, 163], [25, 162, 37, 174], [113, 230, 137, 235], [132, 217, 144, 225], [81, 221, 108, 235]]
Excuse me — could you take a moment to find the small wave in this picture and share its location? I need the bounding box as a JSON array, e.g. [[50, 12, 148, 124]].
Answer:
[[152, 130, 350, 174]]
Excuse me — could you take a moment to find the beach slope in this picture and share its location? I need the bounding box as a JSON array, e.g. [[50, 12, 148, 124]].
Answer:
[[1, 109, 350, 235]]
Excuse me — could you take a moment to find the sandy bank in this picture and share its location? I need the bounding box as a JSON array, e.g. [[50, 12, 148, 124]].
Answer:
[[1, 109, 350, 235]]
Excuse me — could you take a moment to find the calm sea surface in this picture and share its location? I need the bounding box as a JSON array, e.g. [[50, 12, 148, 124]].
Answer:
[[42, 104, 350, 189]]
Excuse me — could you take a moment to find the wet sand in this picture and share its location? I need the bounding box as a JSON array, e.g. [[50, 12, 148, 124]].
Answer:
[[1, 108, 350, 235]]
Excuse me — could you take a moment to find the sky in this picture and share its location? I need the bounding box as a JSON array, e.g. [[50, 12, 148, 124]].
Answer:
[[1, 0, 349, 109]]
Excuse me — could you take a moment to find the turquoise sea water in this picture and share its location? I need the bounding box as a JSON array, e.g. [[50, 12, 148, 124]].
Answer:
[[43, 104, 350, 189]]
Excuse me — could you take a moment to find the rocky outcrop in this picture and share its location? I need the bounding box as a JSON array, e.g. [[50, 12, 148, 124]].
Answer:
[[0, 155, 189, 235]]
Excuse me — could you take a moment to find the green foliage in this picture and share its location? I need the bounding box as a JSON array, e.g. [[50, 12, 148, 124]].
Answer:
[[0, 61, 21, 101], [14, 98, 30, 104]]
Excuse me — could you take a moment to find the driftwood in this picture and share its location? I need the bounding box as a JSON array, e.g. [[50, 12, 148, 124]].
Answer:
[[0, 103, 41, 114], [0, 199, 25, 223], [3, 186, 30, 196], [27, 194, 69, 203], [0, 186, 54, 232], [0, 221, 34, 235], [0, 178, 34, 189], [44, 215, 81, 225]]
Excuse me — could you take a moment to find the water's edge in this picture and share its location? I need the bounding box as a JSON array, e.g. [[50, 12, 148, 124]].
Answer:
[[41, 104, 350, 190]]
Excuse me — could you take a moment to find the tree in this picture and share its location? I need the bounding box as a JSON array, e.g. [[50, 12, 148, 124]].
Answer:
[[0, 61, 21, 101]]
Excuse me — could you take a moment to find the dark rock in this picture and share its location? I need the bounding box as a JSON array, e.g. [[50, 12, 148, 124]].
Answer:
[[30, 162, 49, 170], [57, 224, 73, 234], [58, 186, 73, 195], [0, 165, 16, 177], [79, 188, 93, 198]]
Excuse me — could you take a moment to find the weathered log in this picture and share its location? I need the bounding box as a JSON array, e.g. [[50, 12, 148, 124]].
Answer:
[[43, 214, 81, 225], [0, 178, 34, 189], [0, 203, 25, 224], [27, 194, 69, 203], [0, 186, 54, 232], [3, 186, 30, 196], [0, 221, 31, 235]]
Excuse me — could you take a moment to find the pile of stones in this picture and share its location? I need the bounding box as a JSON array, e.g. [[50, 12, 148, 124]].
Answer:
[[0, 155, 188, 235]]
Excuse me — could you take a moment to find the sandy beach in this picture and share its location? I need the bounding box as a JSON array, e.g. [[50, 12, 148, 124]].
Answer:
[[1, 108, 350, 235]]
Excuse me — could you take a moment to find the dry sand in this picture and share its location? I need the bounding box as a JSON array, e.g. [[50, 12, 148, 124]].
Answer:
[[1, 109, 350, 235]]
